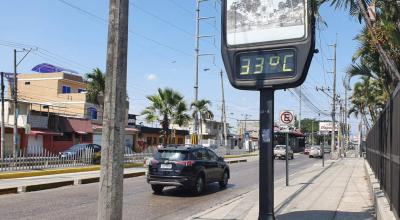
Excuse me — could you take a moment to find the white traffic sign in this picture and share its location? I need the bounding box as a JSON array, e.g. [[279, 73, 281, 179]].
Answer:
[[280, 111, 295, 125]]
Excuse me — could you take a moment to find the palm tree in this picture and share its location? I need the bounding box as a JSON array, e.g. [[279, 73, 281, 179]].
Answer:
[[85, 68, 105, 105], [191, 99, 214, 143], [141, 88, 190, 146], [320, 0, 400, 81]]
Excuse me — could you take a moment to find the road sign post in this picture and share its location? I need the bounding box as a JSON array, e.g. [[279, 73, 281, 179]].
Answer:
[[285, 131, 289, 187], [221, 1, 315, 219]]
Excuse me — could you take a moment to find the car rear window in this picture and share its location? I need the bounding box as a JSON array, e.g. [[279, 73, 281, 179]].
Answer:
[[154, 150, 188, 161]]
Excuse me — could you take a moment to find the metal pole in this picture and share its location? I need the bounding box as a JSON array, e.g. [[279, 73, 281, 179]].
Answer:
[[330, 37, 337, 159], [259, 89, 275, 220], [220, 70, 228, 147], [322, 133, 325, 167], [1, 72, 4, 159], [285, 132, 289, 186], [97, 0, 129, 219], [13, 49, 18, 159], [299, 86, 301, 132], [193, 0, 201, 141], [311, 120, 314, 145]]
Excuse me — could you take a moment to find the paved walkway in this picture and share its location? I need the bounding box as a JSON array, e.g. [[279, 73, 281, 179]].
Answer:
[[189, 158, 374, 220]]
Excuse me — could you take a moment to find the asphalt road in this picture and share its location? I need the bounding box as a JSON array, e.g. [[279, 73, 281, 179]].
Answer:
[[0, 154, 321, 220]]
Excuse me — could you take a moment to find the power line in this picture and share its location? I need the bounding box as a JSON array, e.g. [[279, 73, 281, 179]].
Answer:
[[56, 0, 193, 58]]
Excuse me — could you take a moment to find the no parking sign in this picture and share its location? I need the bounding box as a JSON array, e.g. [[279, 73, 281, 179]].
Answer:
[[280, 110, 295, 126]]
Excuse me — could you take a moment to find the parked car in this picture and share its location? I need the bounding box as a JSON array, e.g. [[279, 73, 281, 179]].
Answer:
[[304, 146, 311, 155], [309, 146, 323, 158], [59, 143, 101, 158], [147, 144, 230, 195], [273, 145, 294, 160]]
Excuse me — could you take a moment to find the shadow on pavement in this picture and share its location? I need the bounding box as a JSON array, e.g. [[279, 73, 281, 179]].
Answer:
[[276, 210, 374, 220], [153, 183, 236, 198]]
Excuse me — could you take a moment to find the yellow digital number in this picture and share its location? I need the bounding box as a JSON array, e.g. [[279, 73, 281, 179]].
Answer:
[[254, 57, 264, 74], [240, 58, 251, 75], [283, 54, 294, 72], [269, 56, 280, 66]]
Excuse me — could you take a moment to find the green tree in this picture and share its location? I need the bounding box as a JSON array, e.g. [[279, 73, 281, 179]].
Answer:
[[141, 88, 190, 146], [191, 99, 214, 142], [85, 68, 105, 105]]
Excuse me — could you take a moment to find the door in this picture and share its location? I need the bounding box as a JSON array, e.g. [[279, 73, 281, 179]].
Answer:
[[205, 149, 220, 181], [27, 135, 44, 155]]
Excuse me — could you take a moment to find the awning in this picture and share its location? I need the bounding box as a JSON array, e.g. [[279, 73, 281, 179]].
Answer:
[[30, 129, 63, 136], [59, 117, 93, 134]]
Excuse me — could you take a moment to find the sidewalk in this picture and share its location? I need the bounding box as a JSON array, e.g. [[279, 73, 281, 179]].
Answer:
[[189, 158, 374, 220]]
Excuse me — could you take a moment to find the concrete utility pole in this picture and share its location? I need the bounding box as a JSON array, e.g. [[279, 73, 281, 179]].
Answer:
[[97, 0, 129, 219], [1, 72, 4, 159], [329, 36, 337, 159], [220, 70, 228, 147], [13, 49, 18, 159]]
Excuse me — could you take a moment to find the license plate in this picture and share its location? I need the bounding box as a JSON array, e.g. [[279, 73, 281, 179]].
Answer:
[[160, 164, 172, 169]]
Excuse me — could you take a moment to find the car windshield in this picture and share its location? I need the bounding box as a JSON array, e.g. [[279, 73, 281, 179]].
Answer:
[[275, 146, 285, 150], [154, 150, 188, 161]]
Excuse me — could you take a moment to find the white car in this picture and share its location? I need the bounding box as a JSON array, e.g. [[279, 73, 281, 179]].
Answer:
[[309, 146, 323, 158], [273, 145, 294, 160]]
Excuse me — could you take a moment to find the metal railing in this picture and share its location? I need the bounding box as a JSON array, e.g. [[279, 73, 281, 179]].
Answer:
[[0, 146, 155, 172], [365, 85, 400, 219]]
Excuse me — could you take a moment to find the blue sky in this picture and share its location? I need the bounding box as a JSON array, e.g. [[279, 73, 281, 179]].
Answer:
[[0, 0, 363, 135]]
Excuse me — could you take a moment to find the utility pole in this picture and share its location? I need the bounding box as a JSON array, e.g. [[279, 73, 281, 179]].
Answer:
[[329, 36, 337, 159], [338, 101, 343, 157], [220, 70, 228, 147], [193, 0, 214, 143], [311, 120, 314, 145], [13, 49, 18, 159], [343, 74, 350, 155], [298, 86, 302, 132], [1, 72, 4, 159], [97, 0, 129, 219]]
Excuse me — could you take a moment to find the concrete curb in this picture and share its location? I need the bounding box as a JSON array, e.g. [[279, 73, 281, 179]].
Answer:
[[364, 159, 397, 220], [20, 180, 75, 193], [226, 159, 247, 164]]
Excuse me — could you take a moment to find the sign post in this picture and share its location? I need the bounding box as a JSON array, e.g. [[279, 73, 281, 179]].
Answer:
[[221, 1, 315, 219]]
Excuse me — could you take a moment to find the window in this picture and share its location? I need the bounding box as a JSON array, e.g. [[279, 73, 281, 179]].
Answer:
[[207, 149, 218, 161], [153, 137, 157, 145], [24, 81, 31, 85], [78, 88, 86, 93], [193, 149, 207, 161], [62, 85, 71, 93], [82, 134, 92, 142], [87, 107, 97, 120]]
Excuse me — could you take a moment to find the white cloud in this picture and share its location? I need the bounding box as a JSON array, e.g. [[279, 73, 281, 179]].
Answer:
[[147, 74, 157, 81]]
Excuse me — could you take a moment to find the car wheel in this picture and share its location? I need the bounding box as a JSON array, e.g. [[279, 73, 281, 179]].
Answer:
[[151, 185, 164, 194], [309, 155, 313, 158], [219, 171, 229, 188], [291, 155, 294, 160], [193, 175, 205, 195]]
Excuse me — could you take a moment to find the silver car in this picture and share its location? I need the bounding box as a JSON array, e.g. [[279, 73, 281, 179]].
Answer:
[[309, 146, 323, 158], [273, 145, 294, 160]]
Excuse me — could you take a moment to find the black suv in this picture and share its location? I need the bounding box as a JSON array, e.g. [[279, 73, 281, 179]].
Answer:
[[147, 145, 230, 194]]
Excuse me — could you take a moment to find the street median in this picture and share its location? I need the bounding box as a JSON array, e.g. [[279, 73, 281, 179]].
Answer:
[[0, 162, 143, 180]]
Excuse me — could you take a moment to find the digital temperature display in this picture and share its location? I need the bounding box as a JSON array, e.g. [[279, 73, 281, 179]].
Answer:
[[237, 50, 295, 77]]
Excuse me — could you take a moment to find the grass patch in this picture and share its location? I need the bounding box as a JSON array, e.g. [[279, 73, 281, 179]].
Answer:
[[224, 153, 258, 159], [0, 162, 144, 180]]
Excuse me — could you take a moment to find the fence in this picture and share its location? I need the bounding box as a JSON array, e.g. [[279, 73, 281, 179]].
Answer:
[[365, 84, 400, 219], [0, 146, 155, 172]]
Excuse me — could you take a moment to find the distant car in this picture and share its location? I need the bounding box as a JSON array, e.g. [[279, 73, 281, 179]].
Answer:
[[304, 146, 311, 155], [273, 145, 294, 160], [147, 145, 230, 195], [59, 143, 101, 158], [309, 146, 322, 158]]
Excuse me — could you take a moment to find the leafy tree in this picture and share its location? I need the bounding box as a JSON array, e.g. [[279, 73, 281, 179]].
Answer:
[[141, 88, 190, 146]]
